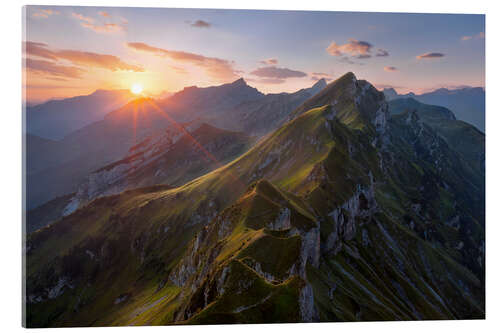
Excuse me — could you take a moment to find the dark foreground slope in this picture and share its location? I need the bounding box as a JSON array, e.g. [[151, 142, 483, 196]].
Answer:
[[25, 73, 485, 327]]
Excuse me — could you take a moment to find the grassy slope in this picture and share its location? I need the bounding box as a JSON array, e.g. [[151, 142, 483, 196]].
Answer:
[[26, 73, 485, 326]]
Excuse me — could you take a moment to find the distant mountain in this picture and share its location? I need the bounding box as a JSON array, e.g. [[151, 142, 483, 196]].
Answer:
[[26, 89, 135, 140], [26, 73, 484, 326], [161, 78, 265, 120], [388, 97, 484, 175], [26, 97, 186, 209], [208, 78, 328, 136], [25, 134, 61, 175], [388, 97, 456, 121], [383, 87, 485, 132], [26, 122, 254, 231], [26, 79, 326, 209]]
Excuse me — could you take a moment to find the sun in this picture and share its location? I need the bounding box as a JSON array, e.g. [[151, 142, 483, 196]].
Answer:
[[131, 83, 143, 95]]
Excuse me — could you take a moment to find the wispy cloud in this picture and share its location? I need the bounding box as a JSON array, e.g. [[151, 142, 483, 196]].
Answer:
[[25, 58, 85, 79], [169, 65, 188, 74], [127, 42, 238, 81], [72, 12, 126, 33], [310, 72, 333, 82], [384, 66, 398, 72], [416, 52, 445, 60], [81, 22, 124, 33], [461, 32, 485, 41], [72, 13, 94, 24], [250, 66, 307, 79], [32, 8, 60, 19], [259, 58, 278, 65], [190, 20, 211, 28], [24, 41, 144, 73]]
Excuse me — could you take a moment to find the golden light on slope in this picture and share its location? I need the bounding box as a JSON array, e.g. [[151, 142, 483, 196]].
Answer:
[[131, 83, 143, 95]]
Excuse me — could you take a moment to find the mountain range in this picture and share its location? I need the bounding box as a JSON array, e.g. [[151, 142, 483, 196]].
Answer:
[[25, 79, 326, 210], [26, 89, 136, 140], [383, 87, 485, 132], [25, 72, 484, 326]]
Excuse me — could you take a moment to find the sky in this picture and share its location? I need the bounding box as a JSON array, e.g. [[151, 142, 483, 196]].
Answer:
[[23, 6, 485, 104]]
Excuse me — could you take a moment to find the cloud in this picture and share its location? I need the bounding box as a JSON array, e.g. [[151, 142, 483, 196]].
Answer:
[[24, 41, 58, 61], [384, 66, 398, 72], [25, 58, 85, 79], [416, 52, 445, 60], [72, 12, 126, 33], [250, 66, 307, 79], [190, 20, 211, 28], [127, 42, 237, 81], [72, 13, 94, 24], [81, 22, 124, 33], [259, 58, 278, 65], [376, 49, 389, 57], [310, 72, 333, 82], [312, 72, 330, 76], [24, 41, 144, 72], [169, 65, 188, 74], [32, 8, 60, 18], [326, 39, 389, 64], [338, 56, 365, 65], [461, 32, 485, 41], [326, 39, 373, 57]]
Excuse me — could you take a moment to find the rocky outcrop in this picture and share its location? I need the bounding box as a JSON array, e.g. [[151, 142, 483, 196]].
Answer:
[[324, 182, 377, 255]]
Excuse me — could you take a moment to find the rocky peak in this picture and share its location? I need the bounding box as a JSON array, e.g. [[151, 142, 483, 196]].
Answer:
[[230, 77, 248, 87], [307, 78, 327, 96]]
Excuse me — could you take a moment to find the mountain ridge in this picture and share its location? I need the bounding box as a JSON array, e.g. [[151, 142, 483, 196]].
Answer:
[[25, 72, 484, 326]]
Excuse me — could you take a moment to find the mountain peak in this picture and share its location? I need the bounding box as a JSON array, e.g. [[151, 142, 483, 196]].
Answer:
[[312, 78, 327, 89], [339, 71, 357, 81], [230, 77, 248, 87]]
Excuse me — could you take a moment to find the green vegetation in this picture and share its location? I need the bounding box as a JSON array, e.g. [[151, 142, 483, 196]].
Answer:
[[25, 72, 485, 326]]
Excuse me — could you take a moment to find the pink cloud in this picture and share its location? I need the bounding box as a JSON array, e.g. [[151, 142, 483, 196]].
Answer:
[[416, 52, 445, 60], [81, 22, 124, 33], [25, 58, 85, 79], [326, 39, 373, 57], [72, 12, 126, 34], [384, 66, 398, 72], [462, 32, 485, 41], [71, 13, 94, 24], [127, 42, 238, 81], [24, 41, 144, 73], [259, 58, 278, 65], [32, 8, 60, 19]]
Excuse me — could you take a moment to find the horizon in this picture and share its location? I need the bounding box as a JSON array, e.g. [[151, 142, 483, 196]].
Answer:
[[24, 6, 485, 104], [25, 74, 485, 107]]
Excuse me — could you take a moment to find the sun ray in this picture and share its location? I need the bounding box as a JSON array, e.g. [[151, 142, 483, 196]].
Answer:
[[145, 99, 245, 187]]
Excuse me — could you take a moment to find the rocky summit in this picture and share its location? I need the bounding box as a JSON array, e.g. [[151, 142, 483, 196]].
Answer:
[[25, 72, 484, 326]]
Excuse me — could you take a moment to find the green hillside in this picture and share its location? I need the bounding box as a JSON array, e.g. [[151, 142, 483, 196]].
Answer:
[[25, 72, 485, 326]]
